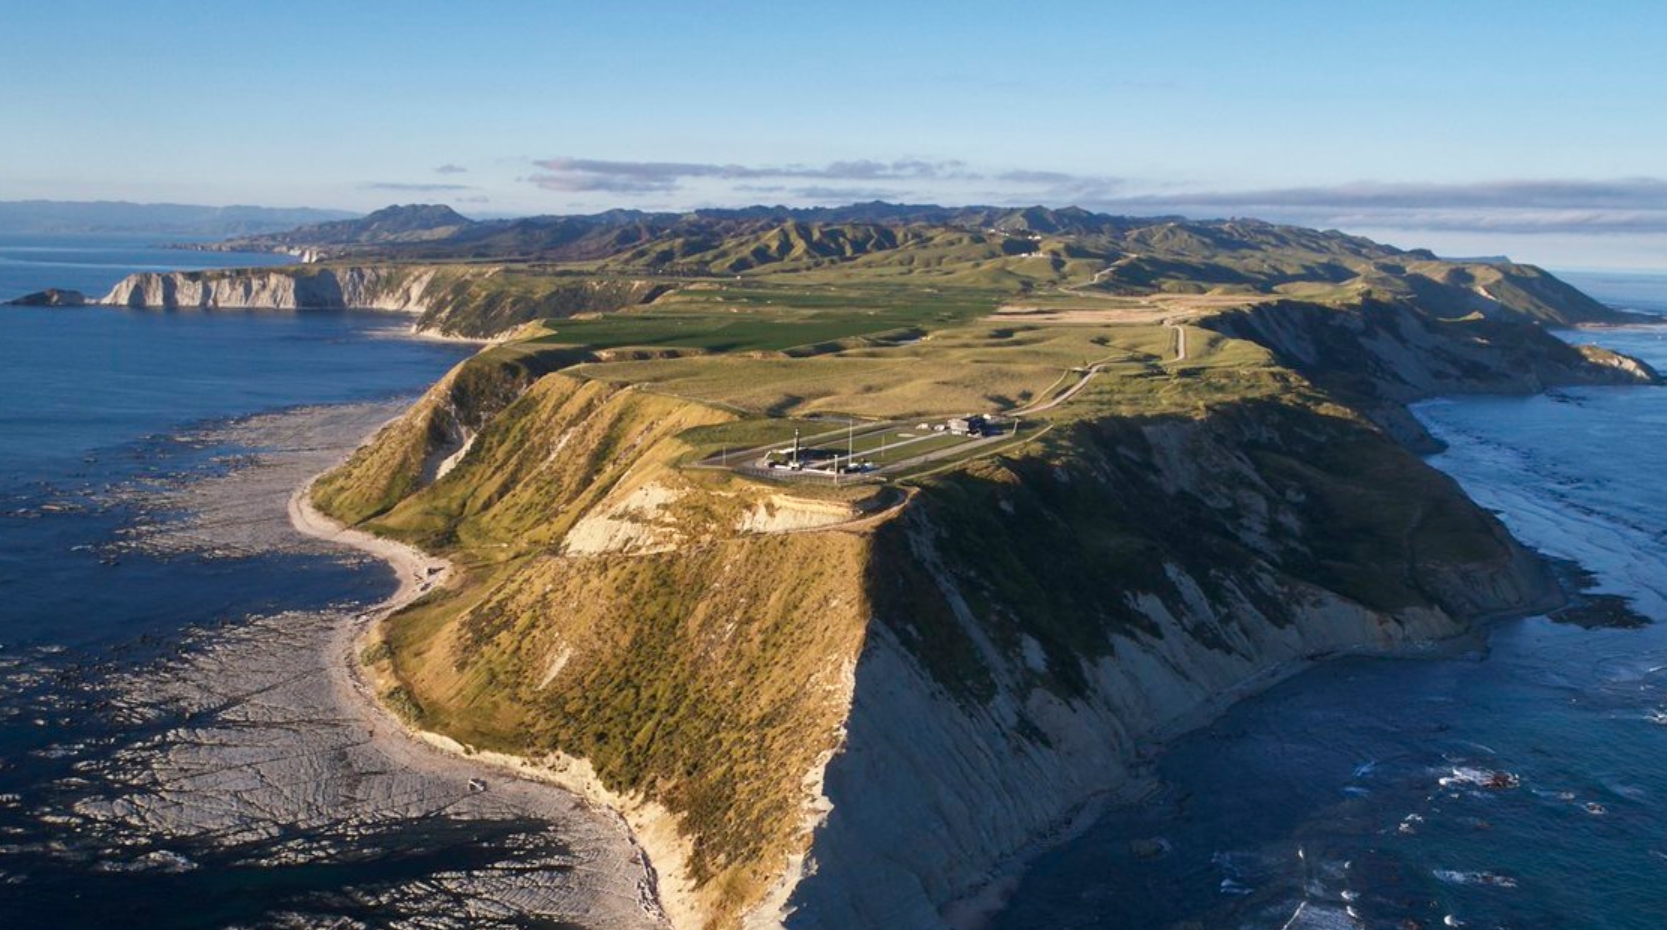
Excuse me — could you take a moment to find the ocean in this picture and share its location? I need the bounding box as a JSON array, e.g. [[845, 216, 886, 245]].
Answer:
[[0, 239, 665, 929], [2, 239, 1665, 928], [0, 292, 475, 649], [0, 232, 296, 303], [992, 272, 1667, 930]]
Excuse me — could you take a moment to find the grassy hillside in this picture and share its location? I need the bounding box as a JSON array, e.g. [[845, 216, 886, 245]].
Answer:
[[301, 208, 1659, 928], [873, 395, 1542, 705], [310, 342, 589, 523], [321, 338, 1570, 926], [332, 373, 873, 924], [216, 203, 472, 249], [197, 203, 1634, 330], [415, 268, 671, 336]]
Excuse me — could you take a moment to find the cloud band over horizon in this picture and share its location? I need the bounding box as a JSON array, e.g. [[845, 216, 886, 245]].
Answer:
[[514, 156, 1667, 237], [1092, 179, 1667, 236], [524, 157, 981, 195]]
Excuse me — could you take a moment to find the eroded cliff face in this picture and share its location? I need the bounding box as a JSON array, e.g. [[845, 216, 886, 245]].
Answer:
[[312, 347, 1562, 930], [101, 266, 669, 337], [772, 405, 1557, 929], [104, 266, 428, 313]]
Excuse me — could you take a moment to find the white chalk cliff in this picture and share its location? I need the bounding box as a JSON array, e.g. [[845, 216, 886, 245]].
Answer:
[[101, 266, 670, 338], [103, 267, 435, 314]]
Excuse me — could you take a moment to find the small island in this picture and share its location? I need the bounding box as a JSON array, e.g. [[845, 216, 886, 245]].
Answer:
[[7, 287, 87, 307]]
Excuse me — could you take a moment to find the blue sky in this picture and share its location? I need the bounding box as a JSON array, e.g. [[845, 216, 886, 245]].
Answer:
[[6, 0, 1667, 267]]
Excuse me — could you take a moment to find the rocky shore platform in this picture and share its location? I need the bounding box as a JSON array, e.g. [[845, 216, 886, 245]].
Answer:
[[5, 401, 663, 929]]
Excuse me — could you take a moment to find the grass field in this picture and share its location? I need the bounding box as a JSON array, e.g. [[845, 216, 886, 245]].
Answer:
[[410, 267, 1305, 482], [676, 417, 849, 459], [994, 290, 1273, 320], [566, 319, 1190, 421], [858, 430, 982, 468], [785, 426, 985, 468], [525, 279, 1006, 355]]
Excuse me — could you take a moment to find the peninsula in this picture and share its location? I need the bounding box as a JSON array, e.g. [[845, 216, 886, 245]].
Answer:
[[99, 203, 1662, 929]]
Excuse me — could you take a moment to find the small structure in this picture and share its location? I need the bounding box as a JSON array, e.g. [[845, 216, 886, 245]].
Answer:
[[768, 429, 805, 468], [764, 428, 836, 472], [947, 414, 991, 437]]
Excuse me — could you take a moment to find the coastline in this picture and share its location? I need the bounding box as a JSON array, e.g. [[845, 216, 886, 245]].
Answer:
[[286, 450, 701, 930], [291, 408, 1576, 930], [0, 389, 669, 926], [939, 592, 1555, 929], [9, 235, 1659, 929], [991, 362, 1667, 926], [287, 476, 451, 610], [400, 323, 497, 346]]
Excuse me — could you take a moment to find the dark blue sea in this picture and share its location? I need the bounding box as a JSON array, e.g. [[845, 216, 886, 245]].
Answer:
[[994, 272, 1667, 930]]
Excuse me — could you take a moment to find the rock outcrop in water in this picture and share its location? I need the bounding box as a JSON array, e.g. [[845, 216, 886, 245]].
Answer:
[[1575, 342, 1664, 384], [7, 287, 87, 307]]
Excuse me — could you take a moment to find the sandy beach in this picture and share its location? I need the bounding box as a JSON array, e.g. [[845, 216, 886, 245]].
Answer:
[[287, 478, 450, 611]]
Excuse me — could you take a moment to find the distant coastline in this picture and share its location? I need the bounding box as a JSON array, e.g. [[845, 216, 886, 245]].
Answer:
[[0, 230, 298, 302], [0, 200, 356, 237]]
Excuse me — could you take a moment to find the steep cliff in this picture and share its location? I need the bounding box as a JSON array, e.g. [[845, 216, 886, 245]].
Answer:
[[310, 342, 592, 525], [310, 315, 1581, 928], [775, 403, 1555, 928], [101, 265, 670, 338], [106, 266, 427, 313], [1202, 298, 1662, 449]]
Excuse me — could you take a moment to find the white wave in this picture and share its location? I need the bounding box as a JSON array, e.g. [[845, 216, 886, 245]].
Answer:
[[1439, 767, 1520, 790], [1416, 385, 1667, 620], [1277, 901, 1362, 929], [1219, 877, 1253, 895], [1433, 869, 1518, 888]]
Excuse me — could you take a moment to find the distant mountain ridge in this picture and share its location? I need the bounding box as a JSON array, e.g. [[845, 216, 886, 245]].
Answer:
[[208, 201, 1179, 260], [0, 200, 358, 236], [201, 201, 1633, 328], [202, 204, 473, 251]]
